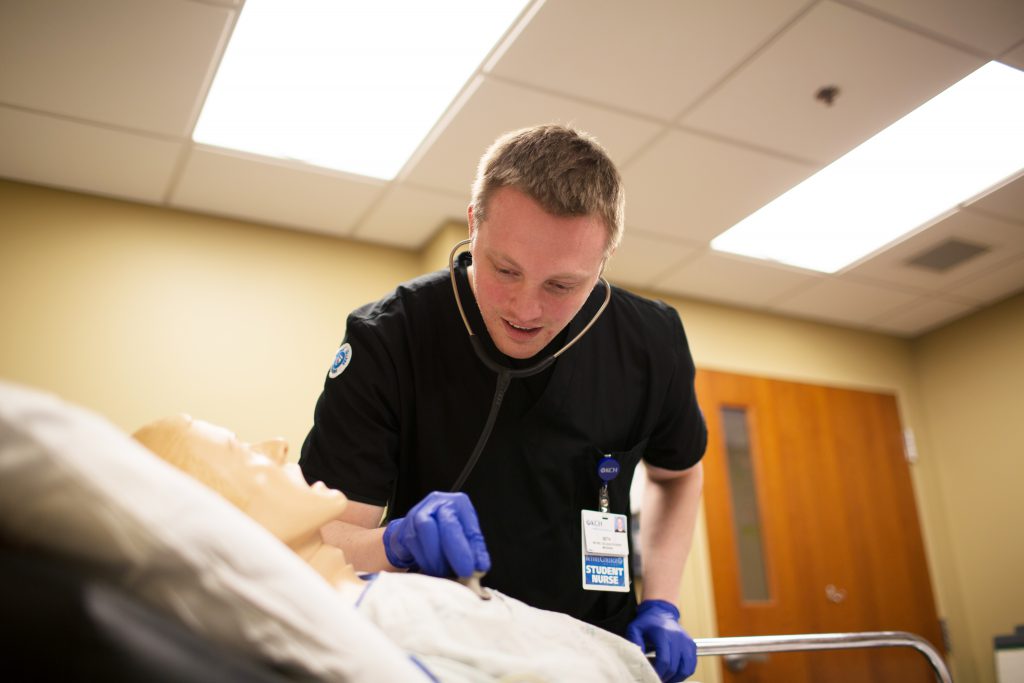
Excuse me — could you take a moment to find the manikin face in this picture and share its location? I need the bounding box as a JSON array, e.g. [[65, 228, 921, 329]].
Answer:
[[133, 415, 347, 546], [468, 186, 609, 360]]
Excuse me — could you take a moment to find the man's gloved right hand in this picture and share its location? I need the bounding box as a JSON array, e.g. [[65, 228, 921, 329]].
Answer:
[[626, 599, 697, 682], [382, 491, 491, 578]]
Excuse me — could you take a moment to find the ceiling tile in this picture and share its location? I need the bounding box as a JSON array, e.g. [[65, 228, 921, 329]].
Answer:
[[403, 77, 662, 196], [487, 0, 811, 120], [769, 276, 919, 326], [171, 146, 385, 237], [0, 106, 181, 203], [655, 249, 818, 307], [681, 1, 983, 164], [0, 0, 1017, 338], [853, 0, 1024, 56], [845, 209, 1024, 300], [0, 0, 233, 137], [354, 185, 468, 249], [867, 295, 979, 337], [949, 254, 1024, 302], [603, 231, 699, 290], [966, 172, 1024, 224], [622, 128, 814, 242]]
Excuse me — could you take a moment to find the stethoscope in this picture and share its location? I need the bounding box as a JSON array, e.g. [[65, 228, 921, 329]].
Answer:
[[447, 238, 612, 491]]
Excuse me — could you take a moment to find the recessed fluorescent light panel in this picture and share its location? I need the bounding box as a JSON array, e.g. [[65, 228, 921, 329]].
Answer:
[[193, 0, 529, 180], [711, 61, 1024, 273]]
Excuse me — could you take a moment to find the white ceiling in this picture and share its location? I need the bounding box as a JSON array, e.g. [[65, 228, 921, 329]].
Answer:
[[2, 0, 1024, 338]]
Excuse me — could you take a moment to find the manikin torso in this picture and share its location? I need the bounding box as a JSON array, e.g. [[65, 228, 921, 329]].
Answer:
[[132, 414, 659, 683]]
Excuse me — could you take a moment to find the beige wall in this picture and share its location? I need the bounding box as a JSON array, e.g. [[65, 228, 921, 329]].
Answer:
[[913, 293, 1024, 683], [2, 178, 1020, 682], [0, 180, 421, 451]]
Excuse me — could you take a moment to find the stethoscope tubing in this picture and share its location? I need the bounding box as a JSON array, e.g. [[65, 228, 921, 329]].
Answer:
[[447, 239, 611, 491]]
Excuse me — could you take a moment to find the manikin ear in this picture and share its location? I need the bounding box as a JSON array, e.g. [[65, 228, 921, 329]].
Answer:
[[252, 438, 288, 466]]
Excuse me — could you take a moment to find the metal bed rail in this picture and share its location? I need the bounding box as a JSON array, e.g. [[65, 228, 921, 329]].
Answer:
[[694, 631, 952, 683]]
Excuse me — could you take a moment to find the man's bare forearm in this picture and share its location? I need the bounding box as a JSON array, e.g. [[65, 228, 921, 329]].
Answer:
[[639, 462, 704, 603], [319, 499, 394, 572]]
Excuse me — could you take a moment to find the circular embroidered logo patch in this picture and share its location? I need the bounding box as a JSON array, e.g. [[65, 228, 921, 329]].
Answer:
[[328, 343, 352, 379]]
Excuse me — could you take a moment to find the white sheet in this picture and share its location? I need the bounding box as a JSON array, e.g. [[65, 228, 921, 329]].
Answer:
[[0, 381, 430, 682]]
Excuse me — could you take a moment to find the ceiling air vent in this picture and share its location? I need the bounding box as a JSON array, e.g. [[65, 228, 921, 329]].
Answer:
[[905, 238, 990, 273]]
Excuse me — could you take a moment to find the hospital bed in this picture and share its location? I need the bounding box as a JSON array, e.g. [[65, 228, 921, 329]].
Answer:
[[0, 382, 952, 682], [2, 544, 952, 681], [697, 631, 951, 682]]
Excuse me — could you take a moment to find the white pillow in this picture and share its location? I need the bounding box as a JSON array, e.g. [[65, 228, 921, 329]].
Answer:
[[0, 381, 430, 682]]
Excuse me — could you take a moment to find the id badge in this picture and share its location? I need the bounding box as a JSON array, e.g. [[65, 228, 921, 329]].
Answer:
[[580, 509, 630, 592]]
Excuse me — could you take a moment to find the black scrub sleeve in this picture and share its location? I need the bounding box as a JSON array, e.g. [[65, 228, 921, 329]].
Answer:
[[641, 308, 707, 471], [299, 316, 402, 507]]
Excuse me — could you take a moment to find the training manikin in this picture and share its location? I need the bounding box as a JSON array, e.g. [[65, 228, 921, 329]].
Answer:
[[133, 416, 660, 683]]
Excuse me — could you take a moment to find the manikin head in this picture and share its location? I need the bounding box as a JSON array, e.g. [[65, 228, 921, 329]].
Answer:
[[132, 415, 355, 584], [467, 125, 625, 359]]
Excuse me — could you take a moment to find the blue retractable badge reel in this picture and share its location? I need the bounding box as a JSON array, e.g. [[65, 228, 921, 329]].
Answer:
[[596, 456, 619, 513]]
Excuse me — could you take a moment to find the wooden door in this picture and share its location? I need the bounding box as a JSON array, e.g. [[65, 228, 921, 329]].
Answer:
[[696, 369, 944, 682]]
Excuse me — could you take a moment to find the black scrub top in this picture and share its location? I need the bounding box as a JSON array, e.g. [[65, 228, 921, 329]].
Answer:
[[301, 252, 706, 636]]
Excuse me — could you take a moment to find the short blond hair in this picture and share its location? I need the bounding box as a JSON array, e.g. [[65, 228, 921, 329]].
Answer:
[[471, 125, 625, 255]]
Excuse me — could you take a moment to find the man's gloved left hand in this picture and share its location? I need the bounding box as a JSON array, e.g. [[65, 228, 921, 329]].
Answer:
[[626, 599, 697, 682]]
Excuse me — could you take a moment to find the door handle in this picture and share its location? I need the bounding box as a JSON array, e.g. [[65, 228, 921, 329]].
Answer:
[[723, 653, 769, 672], [825, 584, 848, 603]]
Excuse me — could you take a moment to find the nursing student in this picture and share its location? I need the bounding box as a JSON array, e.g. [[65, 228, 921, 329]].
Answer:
[[300, 124, 707, 682]]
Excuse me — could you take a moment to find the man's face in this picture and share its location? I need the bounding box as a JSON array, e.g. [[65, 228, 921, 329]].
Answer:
[[468, 186, 609, 360]]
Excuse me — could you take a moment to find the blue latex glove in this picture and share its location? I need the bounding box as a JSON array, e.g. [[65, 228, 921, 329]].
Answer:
[[382, 491, 491, 578], [626, 599, 697, 682]]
